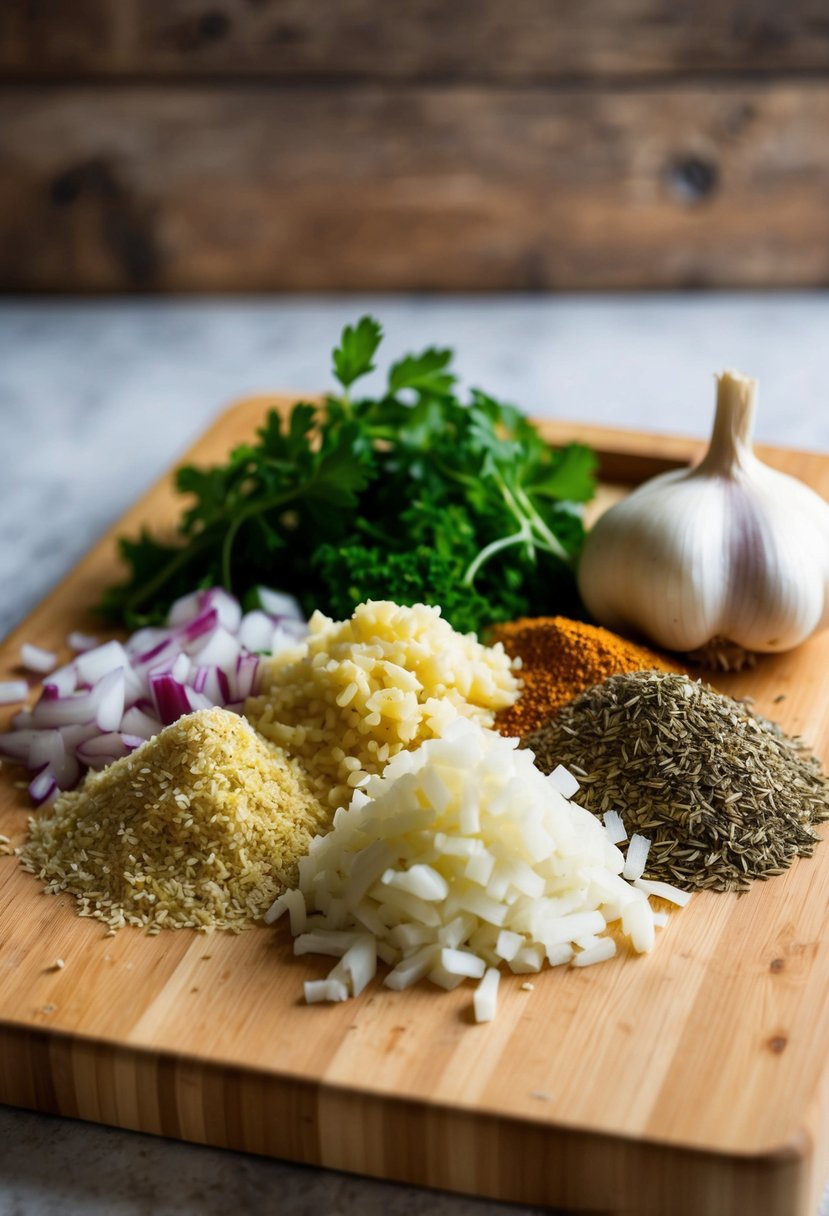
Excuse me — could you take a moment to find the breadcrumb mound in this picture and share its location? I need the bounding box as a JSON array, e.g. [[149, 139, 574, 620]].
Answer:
[[21, 707, 330, 933]]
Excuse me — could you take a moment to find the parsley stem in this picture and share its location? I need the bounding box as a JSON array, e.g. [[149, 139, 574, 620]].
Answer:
[[463, 527, 530, 585], [219, 488, 300, 590], [512, 484, 571, 563], [118, 530, 219, 615]]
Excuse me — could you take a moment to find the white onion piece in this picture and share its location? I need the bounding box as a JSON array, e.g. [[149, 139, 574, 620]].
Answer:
[[623, 833, 651, 882], [0, 584, 306, 800], [20, 643, 57, 674], [0, 681, 28, 706], [474, 967, 500, 1022], [546, 763, 580, 799], [603, 809, 627, 844]]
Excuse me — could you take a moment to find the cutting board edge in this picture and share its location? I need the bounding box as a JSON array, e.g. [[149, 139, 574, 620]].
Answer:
[[0, 1016, 816, 1216]]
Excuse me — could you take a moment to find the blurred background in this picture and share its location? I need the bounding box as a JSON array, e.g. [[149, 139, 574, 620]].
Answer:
[[3, 8, 829, 1216], [2, 0, 829, 294]]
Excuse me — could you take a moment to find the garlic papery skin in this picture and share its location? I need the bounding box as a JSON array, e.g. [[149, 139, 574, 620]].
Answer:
[[577, 371, 829, 659]]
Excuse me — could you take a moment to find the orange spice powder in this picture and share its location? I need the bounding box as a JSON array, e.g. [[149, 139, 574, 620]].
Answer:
[[490, 616, 684, 739]]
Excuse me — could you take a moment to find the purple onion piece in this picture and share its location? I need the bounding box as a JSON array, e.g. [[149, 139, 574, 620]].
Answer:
[[29, 767, 58, 806], [150, 672, 192, 726]]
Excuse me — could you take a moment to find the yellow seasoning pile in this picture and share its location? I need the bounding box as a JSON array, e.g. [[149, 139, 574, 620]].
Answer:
[[21, 707, 330, 932]]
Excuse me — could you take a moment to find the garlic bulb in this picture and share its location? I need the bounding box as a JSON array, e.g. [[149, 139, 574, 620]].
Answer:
[[578, 371, 829, 663]]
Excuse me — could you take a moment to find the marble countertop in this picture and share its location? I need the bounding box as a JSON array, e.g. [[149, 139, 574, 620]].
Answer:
[[2, 294, 829, 1216]]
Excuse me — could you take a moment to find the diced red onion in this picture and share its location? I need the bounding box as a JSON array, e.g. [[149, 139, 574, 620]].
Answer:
[[170, 652, 191, 684], [0, 728, 40, 762], [189, 625, 240, 668], [0, 584, 306, 799], [68, 631, 99, 653], [29, 767, 58, 806], [95, 669, 126, 732], [229, 653, 260, 701], [120, 706, 163, 740], [75, 640, 128, 685], [43, 664, 78, 697], [0, 680, 28, 705], [150, 671, 193, 726], [166, 589, 205, 627], [200, 587, 243, 634], [271, 624, 304, 654], [239, 610, 277, 654], [77, 732, 144, 769], [20, 643, 58, 674], [256, 587, 304, 621]]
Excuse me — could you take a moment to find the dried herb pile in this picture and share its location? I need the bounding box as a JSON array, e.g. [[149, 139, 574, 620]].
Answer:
[[525, 671, 829, 892]]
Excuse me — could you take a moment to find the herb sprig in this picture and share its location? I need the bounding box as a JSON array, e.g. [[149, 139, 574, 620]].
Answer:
[[101, 318, 596, 634]]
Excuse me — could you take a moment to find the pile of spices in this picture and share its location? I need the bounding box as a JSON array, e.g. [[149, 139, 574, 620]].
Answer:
[[524, 671, 829, 892], [490, 616, 682, 739], [21, 707, 331, 933]]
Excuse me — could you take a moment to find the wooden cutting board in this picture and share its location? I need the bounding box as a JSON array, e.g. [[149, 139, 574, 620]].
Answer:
[[2, 397, 829, 1216]]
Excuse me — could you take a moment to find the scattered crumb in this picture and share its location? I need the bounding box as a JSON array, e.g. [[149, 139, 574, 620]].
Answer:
[[50, 958, 65, 971], [531, 1091, 552, 1102], [773, 693, 786, 704], [201, 955, 213, 961], [40, 1003, 56, 1015], [0, 834, 13, 856], [520, 982, 535, 992]]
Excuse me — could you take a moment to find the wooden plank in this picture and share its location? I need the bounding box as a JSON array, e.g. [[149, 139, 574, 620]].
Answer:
[[4, 0, 829, 81], [2, 396, 829, 1214], [3, 82, 829, 292]]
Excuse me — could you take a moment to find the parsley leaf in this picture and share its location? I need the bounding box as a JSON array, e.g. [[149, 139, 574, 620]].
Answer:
[[387, 347, 456, 398], [332, 316, 383, 390]]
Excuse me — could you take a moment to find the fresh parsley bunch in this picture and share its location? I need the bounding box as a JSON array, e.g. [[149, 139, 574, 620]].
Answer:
[[101, 318, 596, 635]]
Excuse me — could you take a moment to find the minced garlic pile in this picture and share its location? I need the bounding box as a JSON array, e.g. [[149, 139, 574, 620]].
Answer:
[[21, 707, 330, 933], [246, 600, 520, 807]]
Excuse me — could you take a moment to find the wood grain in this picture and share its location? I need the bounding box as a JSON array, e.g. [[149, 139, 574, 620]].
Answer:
[[3, 82, 829, 292], [3, 0, 829, 81], [2, 397, 829, 1215]]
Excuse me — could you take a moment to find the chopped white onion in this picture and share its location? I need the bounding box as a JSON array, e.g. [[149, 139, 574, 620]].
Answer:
[[623, 833, 651, 882], [634, 877, 693, 907], [304, 979, 349, 1004], [545, 763, 580, 800], [473, 967, 500, 1023], [603, 809, 627, 844], [281, 720, 683, 1020], [20, 643, 57, 674]]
